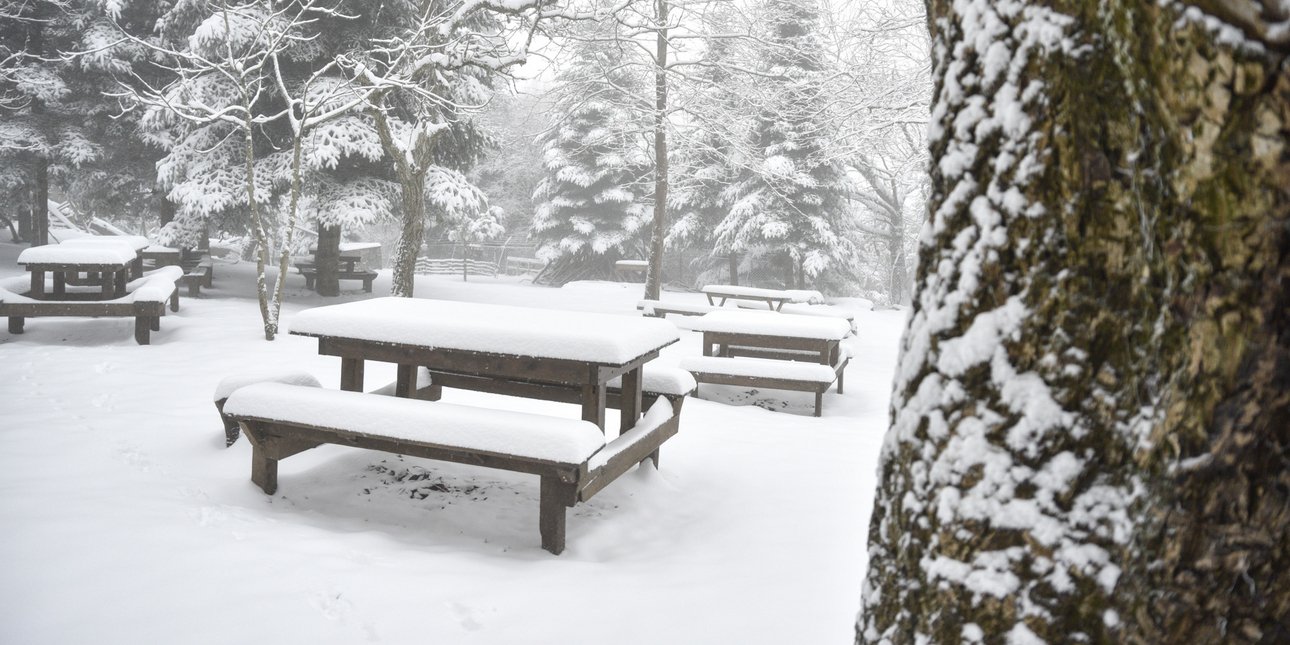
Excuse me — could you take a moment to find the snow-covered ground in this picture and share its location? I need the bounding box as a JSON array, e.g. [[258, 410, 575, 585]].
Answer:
[[0, 242, 904, 644]]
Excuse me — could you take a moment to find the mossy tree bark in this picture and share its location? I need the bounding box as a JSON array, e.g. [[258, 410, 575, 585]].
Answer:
[[859, 1, 1287, 643]]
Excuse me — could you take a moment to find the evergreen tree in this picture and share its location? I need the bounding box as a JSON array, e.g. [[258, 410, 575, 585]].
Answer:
[[716, 0, 855, 290], [530, 33, 652, 286]]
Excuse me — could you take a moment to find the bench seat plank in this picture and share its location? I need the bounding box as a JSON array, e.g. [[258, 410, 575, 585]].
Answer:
[[224, 382, 605, 465]]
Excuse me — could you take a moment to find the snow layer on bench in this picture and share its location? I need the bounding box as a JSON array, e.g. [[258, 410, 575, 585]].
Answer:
[[289, 297, 680, 364], [224, 383, 606, 464], [588, 399, 673, 471], [688, 310, 851, 340], [367, 367, 435, 396], [783, 289, 826, 304], [607, 365, 697, 396], [679, 356, 838, 383], [214, 371, 322, 402], [637, 300, 717, 315], [18, 245, 135, 265], [61, 235, 150, 252]]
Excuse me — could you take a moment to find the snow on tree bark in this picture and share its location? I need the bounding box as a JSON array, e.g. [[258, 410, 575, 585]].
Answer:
[[859, 1, 1288, 643]]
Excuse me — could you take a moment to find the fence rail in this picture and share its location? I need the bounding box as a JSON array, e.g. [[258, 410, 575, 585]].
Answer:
[[414, 257, 499, 277]]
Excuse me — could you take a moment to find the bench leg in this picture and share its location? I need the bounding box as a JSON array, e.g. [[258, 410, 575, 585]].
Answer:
[[642, 449, 660, 469], [215, 400, 239, 446], [134, 317, 151, 345], [814, 391, 823, 417], [151, 316, 160, 331], [539, 477, 575, 555], [362, 278, 373, 293], [170, 291, 180, 312], [187, 280, 200, 298], [251, 446, 278, 494], [836, 370, 844, 394], [7, 316, 22, 334]]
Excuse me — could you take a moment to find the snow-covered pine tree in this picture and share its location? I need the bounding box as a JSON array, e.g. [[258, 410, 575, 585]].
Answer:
[[531, 31, 652, 286], [0, 0, 167, 244], [859, 1, 1289, 642], [666, 9, 746, 286], [715, 0, 855, 290]]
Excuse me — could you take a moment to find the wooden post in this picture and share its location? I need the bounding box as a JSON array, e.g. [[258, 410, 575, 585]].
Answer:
[[539, 476, 568, 555], [7, 316, 23, 334], [250, 448, 278, 495], [52, 271, 65, 297], [580, 371, 607, 430], [620, 367, 643, 436], [395, 364, 416, 398], [340, 358, 364, 392], [134, 316, 150, 345], [29, 269, 44, 299]]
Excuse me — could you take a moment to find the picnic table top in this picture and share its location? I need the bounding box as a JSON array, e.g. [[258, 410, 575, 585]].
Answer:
[[688, 310, 851, 341], [61, 235, 151, 252], [701, 284, 824, 304], [289, 297, 681, 365], [18, 245, 136, 267]]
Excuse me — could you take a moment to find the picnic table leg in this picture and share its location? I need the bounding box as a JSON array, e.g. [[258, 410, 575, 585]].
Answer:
[[395, 364, 416, 398], [580, 378, 607, 430], [619, 367, 642, 436], [340, 358, 364, 392], [7, 316, 23, 334], [30, 269, 44, 299], [52, 271, 65, 297], [814, 391, 823, 417], [134, 316, 151, 345], [114, 269, 128, 298], [702, 332, 713, 357]]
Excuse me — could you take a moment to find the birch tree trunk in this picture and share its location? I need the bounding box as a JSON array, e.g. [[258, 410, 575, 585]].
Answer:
[[859, 1, 1288, 643]]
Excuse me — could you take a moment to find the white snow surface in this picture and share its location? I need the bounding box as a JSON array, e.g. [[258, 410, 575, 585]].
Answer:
[[689, 310, 852, 341], [60, 235, 150, 252], [0, 244, 902, 644], [213, 370, 323, 402], [17, 244, 135, 265], [224, 383, 605, 464], [289, 297, 680, 364], [605, 365, 697, 396]]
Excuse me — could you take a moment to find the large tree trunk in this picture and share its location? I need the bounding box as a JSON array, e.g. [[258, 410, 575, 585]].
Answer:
[[315, 223, 341, 297], [858, 2, 1288, 643]]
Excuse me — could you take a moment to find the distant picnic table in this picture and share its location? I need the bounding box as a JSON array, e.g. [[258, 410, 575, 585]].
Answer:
[[701, 284, 823, 311], [2, 240, 183, 344], [681, 310, 851, 416]]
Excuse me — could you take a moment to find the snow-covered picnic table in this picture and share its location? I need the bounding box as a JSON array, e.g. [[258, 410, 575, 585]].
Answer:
[[680, 310, 852, 416], [288, 297, 682, 431], [17, 244, 137, 299], [701, 284, 825, 310]]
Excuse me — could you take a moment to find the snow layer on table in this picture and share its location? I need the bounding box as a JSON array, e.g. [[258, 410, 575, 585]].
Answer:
[[144, 244, 178, 253], [223, 383, 605, 464], [615, 260, 648, 268], [214, 371, 322, 401], [588, 399, 673, 471], [289, 297, 680, 364], [688, 310, 851, 340], [339, 242, 380, 252], [637, 299, 717, 315], [61, 235, 150, 252], [679, 356, 837, 383], [701, 284, 791, 299], [18, 245, 135, 265], [607, 365, 697, 396], [783, 289, 825, 304], [144, 265, 184, 282]]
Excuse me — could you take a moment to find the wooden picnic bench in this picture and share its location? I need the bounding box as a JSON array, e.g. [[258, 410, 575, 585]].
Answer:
[[1, 265, 183, 344], [680, 310, 851, 416], [222, 377, 685, 554], [636, 299, 719, 318]]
